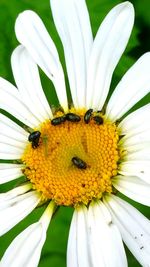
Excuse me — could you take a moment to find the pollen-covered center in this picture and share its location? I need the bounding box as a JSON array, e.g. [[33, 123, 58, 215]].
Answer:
[[22, 110, 119, 206]]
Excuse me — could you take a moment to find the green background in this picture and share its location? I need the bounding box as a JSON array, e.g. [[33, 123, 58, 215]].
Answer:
[[0, 0, 150, 266]]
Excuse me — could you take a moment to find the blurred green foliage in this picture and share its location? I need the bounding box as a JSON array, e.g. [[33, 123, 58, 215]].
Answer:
[[0, 0, 150, 266]]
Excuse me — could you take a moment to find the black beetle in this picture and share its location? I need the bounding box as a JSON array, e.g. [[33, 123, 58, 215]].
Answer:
[[66, 113, 81, 122], [84, 109, 93, 123], [72, 156, 87, 169], [28, 131, 41, 148], [93, 116, 103, 125], [51, 115, 66, 126]]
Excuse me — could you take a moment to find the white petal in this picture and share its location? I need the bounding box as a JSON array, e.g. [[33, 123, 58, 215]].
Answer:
[[113, 175, 150, 206], [67, 206, 92, 267], [0, 201, 55, 267], [104, 195, 150, 266], [0, 164, 24, 184], [118, 103, 150, 135], [87, 201, 127, 267], [0, 142, 24, 160], [11, 45, 53, 121], [121, 142, 150, 153], [0, 114, 27, 159], [119, 129, 150, 147], [67, 211, 78, 267], [0, 113, 28, 143], [0, 191, 41, 236], [0, 183, 31, 202], [0, 134, 25, 150], [106, 53, 150, 122], [123, 147, 150, 161], [51, 0, 93, 108], [15, 11, 68, 111], [86, 2, 134, 110], [1, 223, 45, 267], [0, 77, 40, 128], [119, 160, 150, 184]]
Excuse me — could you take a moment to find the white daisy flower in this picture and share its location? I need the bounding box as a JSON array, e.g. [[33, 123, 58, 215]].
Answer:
[[0, 0, 150, 266]]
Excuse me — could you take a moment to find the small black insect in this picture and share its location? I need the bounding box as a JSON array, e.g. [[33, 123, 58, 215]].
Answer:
[[51, 115, 66, 126], [93, 116, 103, 125], [66, 113, 81, 122], [84, 109, 93, 123], [72, 156, 87, 169], [28, 131, 41, 148]]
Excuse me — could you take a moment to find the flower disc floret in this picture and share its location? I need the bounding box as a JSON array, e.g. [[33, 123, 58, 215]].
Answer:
[[22, 110, 119, 206]]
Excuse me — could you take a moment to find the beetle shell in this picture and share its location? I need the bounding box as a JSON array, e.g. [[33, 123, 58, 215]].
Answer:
[[28, 131, 41, 148], [72, 156, 87, 169], [51, 115, 66, 125], [84, 109, 93, 124], [66, 113, 81, 122], [93, 116, 103, 125]]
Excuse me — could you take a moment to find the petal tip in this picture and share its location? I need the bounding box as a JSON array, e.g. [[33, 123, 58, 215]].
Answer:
[[117, 1, 135, 18]]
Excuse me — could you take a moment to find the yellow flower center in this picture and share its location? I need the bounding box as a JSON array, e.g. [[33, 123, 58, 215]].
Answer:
[[22, 109, 119, 206]]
